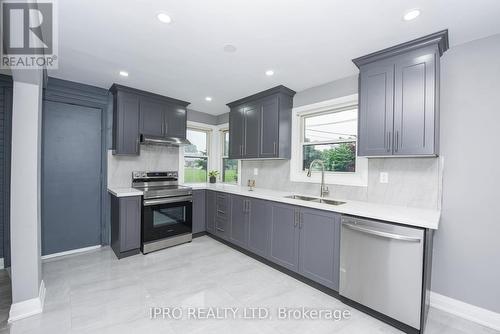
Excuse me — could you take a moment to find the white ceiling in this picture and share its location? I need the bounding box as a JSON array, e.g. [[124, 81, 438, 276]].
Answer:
[[49, 0, 500, 115]]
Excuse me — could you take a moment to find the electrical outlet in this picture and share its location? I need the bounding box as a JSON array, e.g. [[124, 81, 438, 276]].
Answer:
[[253, 168, 259, 176], [379, 172, 389, 184]]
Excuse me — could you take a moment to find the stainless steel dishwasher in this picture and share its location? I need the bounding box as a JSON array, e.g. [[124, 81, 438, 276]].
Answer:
[[339, 216, 424, 330]]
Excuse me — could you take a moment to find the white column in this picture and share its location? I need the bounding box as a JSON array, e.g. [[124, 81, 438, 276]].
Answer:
[[8, 76, 45, 322]]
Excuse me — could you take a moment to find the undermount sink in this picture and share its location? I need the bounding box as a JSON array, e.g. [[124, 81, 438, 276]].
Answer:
[[285, 195, 346, 206]]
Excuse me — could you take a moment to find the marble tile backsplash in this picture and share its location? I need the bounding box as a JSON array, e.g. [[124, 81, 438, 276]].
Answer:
[[107, 145, 179, 188], [241, 158, 441, 210]]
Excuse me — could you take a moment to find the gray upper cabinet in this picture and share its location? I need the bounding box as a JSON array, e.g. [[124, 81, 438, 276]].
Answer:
[[393, 48, 437, 155], [227, 85, 295, 160], [259, 96, 280, 158], [243, 104, 260, 158], [358, 63, 395, 156], [229, 195, 249, 248], [247, 198, 272, 258], [269, 203, 300, 272], [192, 190, 206, 234], [298, 208, 340, 290], [110, 84, 190, 155], [140, 98, 165, 137], [112, 90, 140, 155], [165, 104, 188, 139], [229, 106, 245, 158], [354, 30, 448, 157]]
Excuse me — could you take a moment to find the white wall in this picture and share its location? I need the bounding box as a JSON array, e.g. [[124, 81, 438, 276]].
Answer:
[[9, 77, 45, 320], [432, 33, 500, 313]]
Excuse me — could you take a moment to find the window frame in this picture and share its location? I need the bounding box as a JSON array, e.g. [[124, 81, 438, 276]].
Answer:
[[290, 94, 368, 187], [180, 123, 212, 184]]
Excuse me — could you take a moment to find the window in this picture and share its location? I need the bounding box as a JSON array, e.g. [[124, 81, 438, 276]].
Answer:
[[302, 108, 357, 173], [222, 130, 238, 184], [183, 128, 209, 183]]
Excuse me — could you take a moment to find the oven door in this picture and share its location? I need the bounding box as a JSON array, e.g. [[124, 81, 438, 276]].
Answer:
[[142, 196, 193, 243]]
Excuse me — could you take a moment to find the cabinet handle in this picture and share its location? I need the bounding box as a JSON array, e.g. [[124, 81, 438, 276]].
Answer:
[[273, 142, 277, 155], [240, 145, 243, 156], [216, 227, 225, 232], [164, 121, 168, 134], [217, 209, 226, 215], [395, 131, 399, 152], [293, 211, 298, 227], [299, 214, 303, 229]]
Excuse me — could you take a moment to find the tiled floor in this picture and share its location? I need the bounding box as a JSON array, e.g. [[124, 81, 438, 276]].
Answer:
[[0, 236, 498, 334]]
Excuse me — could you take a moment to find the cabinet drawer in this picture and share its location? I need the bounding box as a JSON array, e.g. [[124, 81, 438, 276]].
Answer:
[[215, 217, 229, 239]]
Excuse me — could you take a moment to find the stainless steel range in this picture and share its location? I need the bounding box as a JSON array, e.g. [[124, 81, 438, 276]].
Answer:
[[132, 171, 192, 254]]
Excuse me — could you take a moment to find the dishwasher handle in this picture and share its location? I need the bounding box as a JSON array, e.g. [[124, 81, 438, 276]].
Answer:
[[342, 223, 421, 243]]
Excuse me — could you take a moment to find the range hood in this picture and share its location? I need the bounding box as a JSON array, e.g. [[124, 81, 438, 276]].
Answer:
[[140, 134, 192, 146]]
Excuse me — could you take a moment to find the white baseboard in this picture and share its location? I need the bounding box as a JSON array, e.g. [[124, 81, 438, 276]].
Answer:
[[0, 257, 3, 269], [431, 292, 500, 331], [41, 245, 101, 260], [8, 280, 46, 322]]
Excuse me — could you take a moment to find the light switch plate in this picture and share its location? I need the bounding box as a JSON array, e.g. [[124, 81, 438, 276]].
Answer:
[[254, 168, 259, 176], [379, 172, 389, 183]]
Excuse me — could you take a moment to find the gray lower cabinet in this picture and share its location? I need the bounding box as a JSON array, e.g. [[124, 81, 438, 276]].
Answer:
[[298, 208, 341, 290], [215, 192, 230, 240], [269, 203, 300, 272], [205, 190, 216, 234], [247, 198, 272, 258], [192, 190, 206, 234], [229, 195, 249, 248], [110, 195, 141, 259], [354, 30, 448, 157], [205, 193, 341, 292]]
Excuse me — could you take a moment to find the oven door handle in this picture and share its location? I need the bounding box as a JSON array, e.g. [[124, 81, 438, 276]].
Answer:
[[143, 196, 193, 206]]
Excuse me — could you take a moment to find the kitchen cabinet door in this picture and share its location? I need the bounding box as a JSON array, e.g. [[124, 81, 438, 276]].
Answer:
[[229, 195, 248, 248], [139, 98, 166, 137], [298, 208, 340, 290], [229, 106, 245, 159], [358, 63, 395, 156], [247, 198, 272, 258], [114, 91, 140, 155], [259, 96, 279, 158], [192, 190, 206, 234], [111, 195, 141, 259], [205, 190, 216, 234], [243, 104, 260, 158], [165, 104, 187, 139], [393, 48, 437, 155], [269, 203, 299, 272]]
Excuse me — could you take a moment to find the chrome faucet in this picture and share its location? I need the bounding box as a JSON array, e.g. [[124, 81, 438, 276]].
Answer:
[[307, 159, 329, 198]]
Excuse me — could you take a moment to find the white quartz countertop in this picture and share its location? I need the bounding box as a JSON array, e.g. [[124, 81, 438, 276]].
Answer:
[[188, 183, 440, 229], [107, 187, 143, 197]]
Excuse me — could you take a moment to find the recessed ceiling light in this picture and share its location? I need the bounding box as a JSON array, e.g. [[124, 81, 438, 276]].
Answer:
[[223, 44, 237, 53], [265, 70, 274, 76], [157, 12, 172, 24], [403, 9, 420, 21], [205, 97, 212, 102], [119, 71, 129, 77]]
